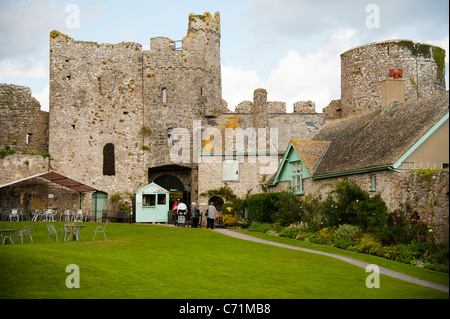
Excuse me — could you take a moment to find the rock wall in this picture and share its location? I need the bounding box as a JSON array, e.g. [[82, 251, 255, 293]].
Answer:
[[0, 83, 48, 154], [339, 40, 446, 118]]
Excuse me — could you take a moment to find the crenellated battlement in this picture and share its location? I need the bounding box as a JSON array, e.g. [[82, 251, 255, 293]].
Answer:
[[188, 12, 220, 37]]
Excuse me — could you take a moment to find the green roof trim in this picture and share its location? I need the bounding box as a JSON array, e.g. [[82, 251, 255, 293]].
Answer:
[[310, 165, 390, 180], [392, 112, 449, 169], [264, 141, 297, 186]]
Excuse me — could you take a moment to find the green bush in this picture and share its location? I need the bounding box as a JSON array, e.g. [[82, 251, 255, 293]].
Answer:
[[333, 224, 361, 249], [354, 233, 381, 254], [319, 179, 388, 232], [246, 192, 283, 224], [272, 192, 304, 226]]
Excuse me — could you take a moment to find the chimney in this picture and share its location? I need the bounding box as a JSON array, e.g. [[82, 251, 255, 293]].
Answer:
[[381, 69, 405, 107]]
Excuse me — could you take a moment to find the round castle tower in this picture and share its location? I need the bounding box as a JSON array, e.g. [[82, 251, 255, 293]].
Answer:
[[337, 40, 446, 118]]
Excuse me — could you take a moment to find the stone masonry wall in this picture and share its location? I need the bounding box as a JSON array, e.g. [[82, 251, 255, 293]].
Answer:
[[49, 31, 146, 199], [340, 40, 446, 118], [282, 169, 449, 244], [0, 83, 48, 154]]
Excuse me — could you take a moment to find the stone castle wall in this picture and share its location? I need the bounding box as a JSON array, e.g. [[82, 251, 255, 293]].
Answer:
[[0, 84, 48, 154], [336, 40, 446, 118], [48, 31, 146, 196]]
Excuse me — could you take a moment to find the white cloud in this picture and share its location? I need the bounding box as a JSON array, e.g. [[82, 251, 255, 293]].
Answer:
[[0, 58, 47, 80], [222, 65, 262, 110], [222, 28, 361, 113], [33, 84, 49, 112]]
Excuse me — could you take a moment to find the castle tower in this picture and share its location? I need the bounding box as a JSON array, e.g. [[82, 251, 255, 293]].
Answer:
[[338, 40, 446, 118], [142, 12, 222, 167], [141, 12, 221, 204], [48, 31, 146, 197]]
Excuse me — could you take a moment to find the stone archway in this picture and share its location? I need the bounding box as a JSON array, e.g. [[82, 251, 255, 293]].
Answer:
[[208, 195, 224, 213]]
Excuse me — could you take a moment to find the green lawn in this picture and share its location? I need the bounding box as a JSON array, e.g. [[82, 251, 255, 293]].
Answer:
[[0, 222, 448, 299]]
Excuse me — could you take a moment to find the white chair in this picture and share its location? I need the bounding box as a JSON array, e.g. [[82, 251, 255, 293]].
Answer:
[[9, 209, 19, 222], [44, 209, 54, 221], [31, 210, 40, 221], [84, 211, 92, 222], [61, 210, 72, 222], [47, 224, 63, 242], [16, 225, 33, 244], [74, 210, 83, 222], [93, 222, 108, 241]]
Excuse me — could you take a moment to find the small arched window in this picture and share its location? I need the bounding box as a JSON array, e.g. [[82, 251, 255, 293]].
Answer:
[[103, 143, 115, 175]]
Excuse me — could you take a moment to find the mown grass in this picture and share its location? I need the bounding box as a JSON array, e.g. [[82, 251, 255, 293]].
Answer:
[[235, 229, 450, 287], [0, 222, 448, 299]]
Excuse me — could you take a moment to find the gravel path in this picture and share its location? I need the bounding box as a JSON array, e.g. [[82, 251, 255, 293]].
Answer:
[[214, 228, 449, 293]]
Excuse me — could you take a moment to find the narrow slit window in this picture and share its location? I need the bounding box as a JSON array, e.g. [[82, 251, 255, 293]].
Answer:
[[370, 174, 377, 192], [103, 143, 115, 176], [26, 133, 33, 145], [167, 128, 173, 146], [162, 88, 167, 104]]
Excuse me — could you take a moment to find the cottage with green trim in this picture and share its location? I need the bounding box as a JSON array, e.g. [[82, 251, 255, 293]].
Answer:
[[135, 182, 169, 223], [266, 91, 449, 214]]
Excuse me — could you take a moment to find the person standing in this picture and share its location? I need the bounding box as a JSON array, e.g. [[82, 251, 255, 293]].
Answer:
[[177, 201, 188, 227], [206, 202, 218, 229], [191, 202, 200, 228], [172, 199, 179, 226]]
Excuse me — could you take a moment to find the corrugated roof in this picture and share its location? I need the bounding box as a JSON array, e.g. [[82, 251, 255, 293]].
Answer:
[[0, 172, 99, 193]]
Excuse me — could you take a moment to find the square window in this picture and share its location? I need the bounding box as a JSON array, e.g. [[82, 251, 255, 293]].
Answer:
[[157, 194, 166, 205], [223, 159, 239, 181], [143, 194, 156, 206]]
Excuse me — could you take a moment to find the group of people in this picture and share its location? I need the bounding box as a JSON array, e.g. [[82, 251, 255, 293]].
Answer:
[[171, 199, 218, 229]]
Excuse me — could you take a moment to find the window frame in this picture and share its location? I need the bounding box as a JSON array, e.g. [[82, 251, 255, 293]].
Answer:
[[222, 159, 240, 181], [290, 160, 303, 194]]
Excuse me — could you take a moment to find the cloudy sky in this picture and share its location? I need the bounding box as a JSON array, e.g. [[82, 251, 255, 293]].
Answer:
[[0, 0, 448, 112]]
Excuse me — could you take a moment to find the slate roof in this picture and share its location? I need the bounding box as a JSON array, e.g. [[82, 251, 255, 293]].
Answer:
[[290, 140, 331, 174], [311, 91, 449, 177]]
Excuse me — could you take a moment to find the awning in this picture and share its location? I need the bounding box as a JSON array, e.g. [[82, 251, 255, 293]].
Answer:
[[0, 172, 100, 193]]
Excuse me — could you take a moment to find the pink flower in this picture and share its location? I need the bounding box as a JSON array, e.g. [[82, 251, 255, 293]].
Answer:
[[412, 219, 415, 222], [393, 221, 396, 225], [396, 214, 400, 218], [418, 219, 420, 222]]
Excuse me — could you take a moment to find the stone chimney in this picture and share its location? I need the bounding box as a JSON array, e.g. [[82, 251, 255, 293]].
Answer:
[[381, 69, 405, 107]]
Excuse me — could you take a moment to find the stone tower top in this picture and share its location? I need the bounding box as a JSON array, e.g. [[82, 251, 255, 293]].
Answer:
[[188, 12, 220, 37]]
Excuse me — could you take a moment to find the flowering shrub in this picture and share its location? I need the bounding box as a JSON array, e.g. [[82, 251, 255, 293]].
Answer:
[[319, 180, 388, 233], [353, 233, 381, 254], [333, 224, 361, 249]]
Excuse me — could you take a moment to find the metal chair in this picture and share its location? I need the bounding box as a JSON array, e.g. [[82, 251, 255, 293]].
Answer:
[[74, 210, 83, 222], [9, 209, 19, 222], [93, 222, 108, 241], [64, 223, 77, 241], [47, 224, 63, 242], [44, 209, 54, 221], [16, 225, 33, 244], [31, 210, 40, 221], [61, 210, 72, 222]]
